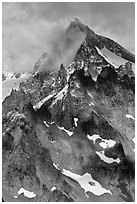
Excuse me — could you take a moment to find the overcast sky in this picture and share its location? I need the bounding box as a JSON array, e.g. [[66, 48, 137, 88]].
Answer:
[[2, 2, 135, 73]]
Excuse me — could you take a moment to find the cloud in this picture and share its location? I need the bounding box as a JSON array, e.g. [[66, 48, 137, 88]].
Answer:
[[2, 2, 135, 73], [35, 23, 86, 72]]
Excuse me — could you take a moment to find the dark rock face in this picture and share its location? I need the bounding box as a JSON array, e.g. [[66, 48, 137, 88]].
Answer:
[[2, 74, 7, 81], [2, 19, 135, 202]]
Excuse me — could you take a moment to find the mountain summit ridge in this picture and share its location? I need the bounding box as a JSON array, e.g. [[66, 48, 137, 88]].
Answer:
[[33, 17, 134, 76], [70, 17, 135, 62], [2, 19, 135, 202]]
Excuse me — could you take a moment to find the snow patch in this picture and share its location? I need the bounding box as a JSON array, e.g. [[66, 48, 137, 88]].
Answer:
[[89, 102, 95, 106], [51, 186, 56, 192], [43, 121, 50, 127], [96, 151, 120, 164], [86, 91, 93, 99], [132, 138, 135, 144], [62, 169, 112, 197], [96, 47, 118, 68], [81, 61, 84, 68], [99, 139, 116, 149], [87, 134, 116, 149], [20, 73, 29, 78], [75, 82, 80, 89], [66, 65, 75, 82], [126, 114, 135, 120], [14, 188, 36, 198], [53, 163, 62, 170], [74, 118, 78, 127], [57, 125, 73, 136], [33, 93, 56, 110], [2, 72, 31, 101], [96, 46, 129, 68], [87, 134, 101, 144], [51, 140, 56, 144]]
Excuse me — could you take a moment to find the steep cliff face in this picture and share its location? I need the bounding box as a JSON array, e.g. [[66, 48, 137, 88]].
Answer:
[[2, 18, 135, 202]]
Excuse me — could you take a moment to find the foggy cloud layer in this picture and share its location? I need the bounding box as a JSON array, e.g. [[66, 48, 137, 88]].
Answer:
[[2, 2, 135, 73]]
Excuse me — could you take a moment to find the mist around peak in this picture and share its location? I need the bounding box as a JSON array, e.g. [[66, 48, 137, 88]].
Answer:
[[34, 21, 86, 73]]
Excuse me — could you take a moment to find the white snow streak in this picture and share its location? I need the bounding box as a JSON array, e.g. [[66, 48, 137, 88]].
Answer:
[[53, 163, 62, 170], [89, 102, 95, 106], [86, 91, 93, 99], [126, 114, 135, 120], [33, 93, 56, 110], [52, 85, 68, 106], [132, 138, 135, 144], [87, 134, 116, 149], [43, 121, 50, 127], [74, 118, 78, 127], [96, 151, 120, 164], [57, 125, 73, 136], [14, 188, 36, 198]]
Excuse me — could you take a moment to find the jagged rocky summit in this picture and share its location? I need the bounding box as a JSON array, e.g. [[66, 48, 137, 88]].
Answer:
[[2, 18, 135, 202]]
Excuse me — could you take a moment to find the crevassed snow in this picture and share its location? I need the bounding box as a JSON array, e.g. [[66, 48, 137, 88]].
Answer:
[[96, 47, 128, 68], [74, 118, 78, 127], [14, 188, 36, 198], [51, 186, 56, 192], [126, 114, 135, 120], [62, 169, 112, 197], [96, 151, 120, 164], [87, 134, 101, 144], [57, 125, 73, 136], [33, 93, 56, 110]]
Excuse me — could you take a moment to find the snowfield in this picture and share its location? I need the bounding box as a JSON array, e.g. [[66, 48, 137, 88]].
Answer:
[[96, 46, 131, 68], [62, 169, 112, 197], [2, 73, 30, 101]]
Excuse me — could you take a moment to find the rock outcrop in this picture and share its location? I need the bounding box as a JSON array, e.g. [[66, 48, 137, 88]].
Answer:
[[2, 18, 135, 202]]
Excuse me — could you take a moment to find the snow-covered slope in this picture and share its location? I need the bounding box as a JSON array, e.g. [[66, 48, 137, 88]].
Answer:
[[2, 72, 31, 101]]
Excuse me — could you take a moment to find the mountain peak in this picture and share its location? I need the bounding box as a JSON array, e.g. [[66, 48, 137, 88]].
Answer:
[[67, 17, 92, 34], [71, 17, 82, 24], [2, 17, 135, 202]]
